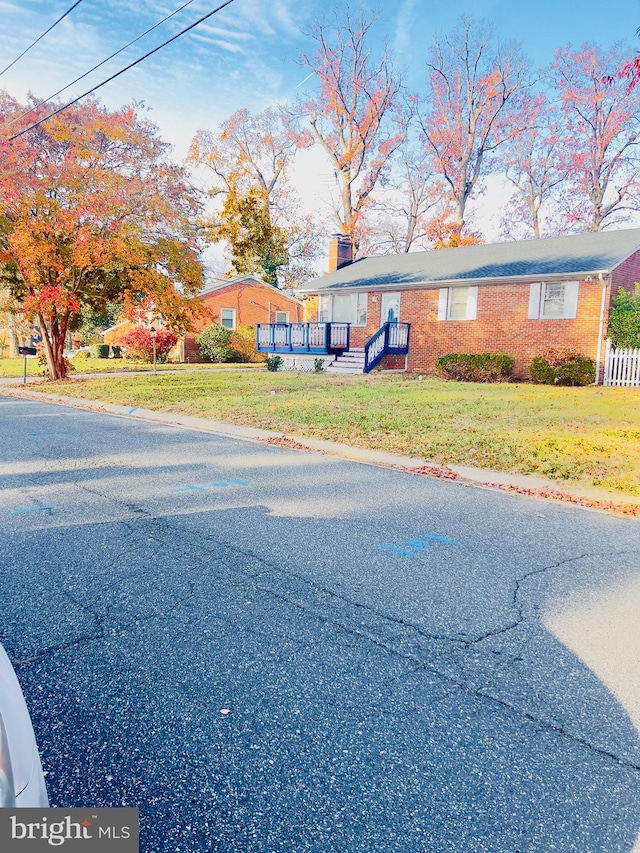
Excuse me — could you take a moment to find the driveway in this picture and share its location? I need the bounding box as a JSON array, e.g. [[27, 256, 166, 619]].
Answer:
[[1, 394, 639, 852]]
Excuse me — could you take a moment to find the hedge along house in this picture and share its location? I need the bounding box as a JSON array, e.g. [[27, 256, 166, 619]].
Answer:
[[256, 230, 640, 378]]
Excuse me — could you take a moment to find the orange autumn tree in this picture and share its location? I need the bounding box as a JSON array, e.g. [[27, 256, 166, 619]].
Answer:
[[0, 94, 205, 379]]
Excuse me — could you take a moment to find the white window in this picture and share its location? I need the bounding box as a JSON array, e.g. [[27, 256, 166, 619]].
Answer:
[[438, 286, 478, 321], [274, 311, 289, 324], [528, 282, 579, 320], [317, 293, 367, 326], [220, 308, 236, 330]]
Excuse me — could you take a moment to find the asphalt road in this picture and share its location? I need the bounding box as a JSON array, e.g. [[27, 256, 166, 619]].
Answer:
[[1, 394, 639, 852]]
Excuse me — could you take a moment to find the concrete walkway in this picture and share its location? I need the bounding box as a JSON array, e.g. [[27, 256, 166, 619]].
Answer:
[[2, 380, 638, 516]]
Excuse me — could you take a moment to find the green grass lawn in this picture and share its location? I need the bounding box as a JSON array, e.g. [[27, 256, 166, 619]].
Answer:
[[0, 356, 263, 378], [24, 371, 640, 496]]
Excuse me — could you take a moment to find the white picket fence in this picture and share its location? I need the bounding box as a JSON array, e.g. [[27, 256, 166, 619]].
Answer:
[[603, 339, 640, 387]]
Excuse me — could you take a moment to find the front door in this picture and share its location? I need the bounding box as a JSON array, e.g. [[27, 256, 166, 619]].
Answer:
[[381, 292, 400, 323]]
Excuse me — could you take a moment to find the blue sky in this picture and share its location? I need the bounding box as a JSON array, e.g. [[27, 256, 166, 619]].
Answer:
[[2, 0, 640, 158], [2, 0, 640, 258]]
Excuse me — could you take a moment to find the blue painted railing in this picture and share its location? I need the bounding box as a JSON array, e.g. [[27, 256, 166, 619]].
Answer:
[[256, 322, 350, 354], [364, 322, 411, 373]]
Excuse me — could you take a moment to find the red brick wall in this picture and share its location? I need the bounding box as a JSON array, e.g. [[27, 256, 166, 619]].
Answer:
[[401, 282, 605, 377], [184, 280, 302, 362], [306, 281, 606, 377], [611, 249, 640, 298]]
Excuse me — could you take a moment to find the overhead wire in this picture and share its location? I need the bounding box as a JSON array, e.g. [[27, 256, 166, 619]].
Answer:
[[8, 0, 200, 127], [0, 0, 85, 79], [9, 0, 237, 141]]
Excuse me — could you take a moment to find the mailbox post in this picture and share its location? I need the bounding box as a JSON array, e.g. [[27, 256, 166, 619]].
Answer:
[[18, 346, 37, 385], [150, 326, 157, 375]]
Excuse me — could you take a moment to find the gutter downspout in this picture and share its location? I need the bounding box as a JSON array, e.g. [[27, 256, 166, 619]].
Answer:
[[594, 272, 610, 385]]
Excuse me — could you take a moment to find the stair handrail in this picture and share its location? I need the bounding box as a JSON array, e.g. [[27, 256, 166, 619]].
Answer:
[[364, 321, 411, 373], [364, 323, 390, 373]]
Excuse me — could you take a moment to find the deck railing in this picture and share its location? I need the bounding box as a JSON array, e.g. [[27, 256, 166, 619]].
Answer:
[[256, 322, 350, 354]]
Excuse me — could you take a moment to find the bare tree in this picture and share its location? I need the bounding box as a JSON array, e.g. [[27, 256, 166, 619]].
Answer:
[[297, 6, 405, 253], [550, 42, 640, 232], [417, 16, 531, 238], [498, 93, 569, 239], [360, 145, 448, 254]]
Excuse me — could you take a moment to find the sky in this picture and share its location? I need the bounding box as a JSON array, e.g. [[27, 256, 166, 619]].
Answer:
[[2, 0, 640, 260]]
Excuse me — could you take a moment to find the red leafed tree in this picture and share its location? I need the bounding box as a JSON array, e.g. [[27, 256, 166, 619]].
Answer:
[[297, 6, 405, 253], [416, 16, 530, 239], [0, 94, 205, 380], [551, 43, 640, 232], [498, 93, 569, 239], [119, 326, 178, 362]]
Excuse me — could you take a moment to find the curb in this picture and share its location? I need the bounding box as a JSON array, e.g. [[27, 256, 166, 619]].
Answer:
[[2, 385, 639, 517]]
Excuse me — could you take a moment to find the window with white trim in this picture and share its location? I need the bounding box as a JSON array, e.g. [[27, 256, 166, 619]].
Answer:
[[317, 292, 367, 326], [438, 286, 478, 321], [220, 308, 236, 330], [274, 311, 289, 324], [528, 282, 579, 319]]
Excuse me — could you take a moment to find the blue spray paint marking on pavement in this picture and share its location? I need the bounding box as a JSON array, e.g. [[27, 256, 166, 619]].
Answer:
[[14, 505, 56, 514], [382, 534, 460, 557], [128, 408, 138, 414], [405, 540, 431, 551], [29, 430, 68, 436], [170, 485, 208, 493], [382, 545, 416, 556], [421, 534, 460, 546], [229, 479, 249, 486], [209, 482, 230, 488]]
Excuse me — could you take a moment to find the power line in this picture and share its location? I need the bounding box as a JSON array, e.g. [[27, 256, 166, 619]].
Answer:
[[0, 0, 85, 79], [9, 0, 238, 142], [9, 0, 200, 127]]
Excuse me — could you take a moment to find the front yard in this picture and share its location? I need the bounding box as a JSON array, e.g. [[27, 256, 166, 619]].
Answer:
[[25, 371, 640, 496], [0, 357, 261, 378]]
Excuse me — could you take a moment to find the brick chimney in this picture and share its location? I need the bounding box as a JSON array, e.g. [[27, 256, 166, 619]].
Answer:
[[328, 234, 354, 272]]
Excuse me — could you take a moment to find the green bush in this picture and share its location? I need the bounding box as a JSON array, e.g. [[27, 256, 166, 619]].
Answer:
[[529, 349, 595, 386], [435, 352, 515, 382], [197, 323, 234, 363], [607, 286, 640, 348], [111, 345, 122, 358], [230, 325, 259, 363], [73, 349, 92, 359], [91, 343, 110, 359], [266, 355, 283, 372]]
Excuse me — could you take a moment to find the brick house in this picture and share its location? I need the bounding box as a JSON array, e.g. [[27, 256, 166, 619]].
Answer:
[[257, 229, 640, 379], [182, 275, 303, 362], [103, 276, 302, 362]]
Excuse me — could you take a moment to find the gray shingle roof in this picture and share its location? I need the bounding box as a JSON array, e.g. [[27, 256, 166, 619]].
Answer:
[[301, 228, 640, 292]]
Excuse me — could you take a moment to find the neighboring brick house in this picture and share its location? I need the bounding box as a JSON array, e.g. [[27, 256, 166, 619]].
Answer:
[[182, 275, 303, 362], [103, 276, 302, 362], [267, 229, 640, 378]]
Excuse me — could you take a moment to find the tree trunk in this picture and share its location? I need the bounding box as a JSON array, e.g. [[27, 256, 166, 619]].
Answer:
[[7, 311, 20, 358], [38, 314, 68, 380]]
